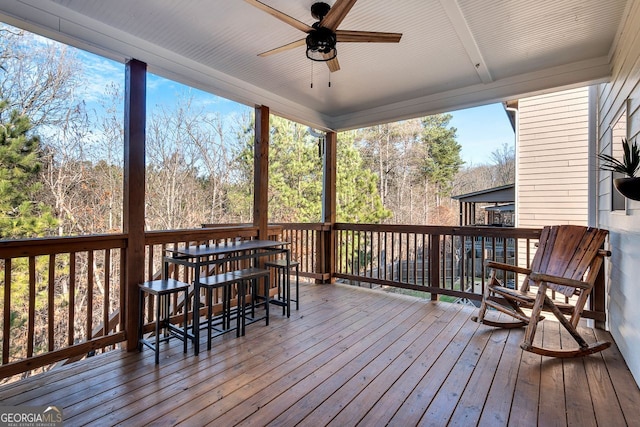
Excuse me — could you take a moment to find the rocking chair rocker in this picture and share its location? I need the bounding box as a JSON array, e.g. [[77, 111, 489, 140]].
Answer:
[[472, 225, 611, 358]]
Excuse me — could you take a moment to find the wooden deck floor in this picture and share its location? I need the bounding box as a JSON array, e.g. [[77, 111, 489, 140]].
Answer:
[[1, 282, 639, 426]]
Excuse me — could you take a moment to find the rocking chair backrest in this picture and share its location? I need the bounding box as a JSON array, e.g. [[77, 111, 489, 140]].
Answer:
[[527, 225, 608, 297]]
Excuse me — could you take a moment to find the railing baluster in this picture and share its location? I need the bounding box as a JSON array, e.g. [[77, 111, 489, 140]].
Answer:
[[470, 236, 475, 291], [481, 237, 487, 289], [120, 249, 126, 332], [350, 230, 355, 277], [3, 259, 11, 364], [421, 234, 426, 288], [87, 251, 94, 342], [303, 228, 306, 272], [415, 233, 419, 286], [148, 245, 154, 281], [460, 236, 466, 291], [391, 232, 396, 282], [311, 227, 315, 275], [373, 231, 378, 279], [430, 234, 440, 301], [440, 235, 445, 289], [27, 256, 36, 358], [48, 255, 55, 352], [104, 249, 111, 336], [383, 232, 388, 280], [69, 253, 76, 346], [357, 229, 361, 278]]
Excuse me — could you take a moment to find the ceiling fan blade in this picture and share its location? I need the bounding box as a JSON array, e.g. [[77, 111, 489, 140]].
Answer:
[[258, 39, 306, 57], [320, 0, 358, 30], [326, 57, 340, 73], [244, 0, 313, 33], [336, 30, 402, 43]]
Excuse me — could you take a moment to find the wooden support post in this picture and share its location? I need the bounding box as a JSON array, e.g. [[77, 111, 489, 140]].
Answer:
[[593, 257, 607, 329], [320, 131, 337, 283], [124, 59, 146, 351], [253, 105, 270, 240]]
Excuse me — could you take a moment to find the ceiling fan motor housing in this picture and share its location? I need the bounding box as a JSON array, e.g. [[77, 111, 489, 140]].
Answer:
[[311, 2, 331, 21]]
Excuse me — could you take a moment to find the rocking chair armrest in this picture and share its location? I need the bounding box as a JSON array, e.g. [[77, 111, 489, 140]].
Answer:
[[484, 260, 532, 275], [528, 272, 591, 289]]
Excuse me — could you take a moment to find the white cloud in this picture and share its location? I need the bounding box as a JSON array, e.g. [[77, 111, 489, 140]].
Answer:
[[75, 51, 124, 103]]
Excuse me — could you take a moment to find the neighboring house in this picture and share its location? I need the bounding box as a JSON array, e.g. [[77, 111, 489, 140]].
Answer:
[[453, 86, 591, 229], [452, 184, 515, 226], [508, 87, 591, 228]]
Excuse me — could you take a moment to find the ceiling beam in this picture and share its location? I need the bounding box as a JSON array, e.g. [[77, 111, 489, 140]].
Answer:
[[439, 0, 493, 84]]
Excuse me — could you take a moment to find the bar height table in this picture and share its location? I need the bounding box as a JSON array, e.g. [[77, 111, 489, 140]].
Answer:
[[163, 239, 290, 355]]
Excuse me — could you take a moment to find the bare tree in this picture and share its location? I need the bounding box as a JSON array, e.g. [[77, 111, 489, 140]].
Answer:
[[490, 142, 515, 186], [357, 120, 421, 224], [0, 25, 82, 128]]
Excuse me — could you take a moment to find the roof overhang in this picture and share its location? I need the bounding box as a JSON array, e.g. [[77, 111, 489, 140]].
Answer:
[[452, 184, 515, 203], [0, 0, 630, 131]]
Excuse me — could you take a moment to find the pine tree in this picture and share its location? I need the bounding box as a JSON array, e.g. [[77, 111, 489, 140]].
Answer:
[[0, 100, 56, 237], [232, 115, 390, 224], [337, 131, 391, 223], [416, 114, 463, 208]]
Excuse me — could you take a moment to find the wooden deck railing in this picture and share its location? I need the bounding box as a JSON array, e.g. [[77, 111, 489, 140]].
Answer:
[[0, 234, 128, 380], [275, 223, 331, 282], [0, 225, 282, 381], [281, 223, 606, 322], [332, 224, 541, 300], [0, 222, 607, 380]]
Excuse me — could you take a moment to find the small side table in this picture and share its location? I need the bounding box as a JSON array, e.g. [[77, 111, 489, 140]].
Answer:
[[138, 279, 191, 364]]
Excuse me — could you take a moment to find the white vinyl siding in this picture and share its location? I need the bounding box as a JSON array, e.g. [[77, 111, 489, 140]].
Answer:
[[595, 0, 640, 387], [517, 87, 590, 227]]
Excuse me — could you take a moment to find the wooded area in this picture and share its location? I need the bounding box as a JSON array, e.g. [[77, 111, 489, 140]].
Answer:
[[1, 24, 514, 239]]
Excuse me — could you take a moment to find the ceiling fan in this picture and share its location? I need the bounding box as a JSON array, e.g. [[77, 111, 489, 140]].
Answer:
[[245, 0, 402, 72]]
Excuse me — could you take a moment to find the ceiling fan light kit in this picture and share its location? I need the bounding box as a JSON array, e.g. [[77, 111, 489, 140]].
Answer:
[[306, 25, 337, 62]]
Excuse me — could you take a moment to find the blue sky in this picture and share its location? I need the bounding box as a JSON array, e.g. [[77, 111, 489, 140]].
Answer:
[[449, 103, 515, 165]]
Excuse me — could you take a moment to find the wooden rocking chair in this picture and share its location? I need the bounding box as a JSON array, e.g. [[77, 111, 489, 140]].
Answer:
[[472, 225, 612, 358]]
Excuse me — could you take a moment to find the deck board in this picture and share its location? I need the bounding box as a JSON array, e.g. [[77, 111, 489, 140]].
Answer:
[[537, 321, 567, 427], [1, 282, 639, 427], [477, 322, 523, 427]]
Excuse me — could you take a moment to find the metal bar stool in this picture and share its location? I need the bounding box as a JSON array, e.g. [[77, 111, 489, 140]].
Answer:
[[264, 258, 299, 317], [198, 271, 244, 350], [233, 267, 270, 335], [138, 279, 191, 364]]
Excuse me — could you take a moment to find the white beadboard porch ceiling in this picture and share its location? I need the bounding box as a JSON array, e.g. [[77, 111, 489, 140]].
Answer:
[[0, 0, 630, 131]]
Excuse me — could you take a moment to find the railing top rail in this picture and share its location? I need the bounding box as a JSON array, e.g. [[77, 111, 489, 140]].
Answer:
[[333, 223, 542, 238], [275, 222, 331, 231], [0, 225, 287, 258], [145, 225, 283, 245], [0, 233, 128, 258]]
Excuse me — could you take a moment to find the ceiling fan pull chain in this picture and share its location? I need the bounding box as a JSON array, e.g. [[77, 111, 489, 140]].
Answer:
[[310, 61, 314, 88]]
